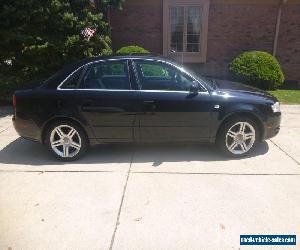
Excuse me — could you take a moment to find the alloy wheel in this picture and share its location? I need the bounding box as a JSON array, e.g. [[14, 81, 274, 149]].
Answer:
[[225, 121, 256, 155], [50, 125, 82, 158]]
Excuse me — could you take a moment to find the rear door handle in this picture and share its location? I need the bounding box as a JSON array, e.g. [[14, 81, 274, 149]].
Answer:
[[143, 100, 156, 107], [143, 100, 155, 104], [142, 100, 156, 113]]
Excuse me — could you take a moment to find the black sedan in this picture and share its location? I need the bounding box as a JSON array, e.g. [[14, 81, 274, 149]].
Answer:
[[12, 55, 281, 161]]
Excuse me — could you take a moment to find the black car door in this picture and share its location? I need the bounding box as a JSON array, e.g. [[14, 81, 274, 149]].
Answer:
[[132, 59, 212, 142], [70, 59, 138, 142]]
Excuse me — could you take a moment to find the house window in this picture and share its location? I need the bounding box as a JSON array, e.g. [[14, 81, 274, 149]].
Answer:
[[163, 0, 210, 63]]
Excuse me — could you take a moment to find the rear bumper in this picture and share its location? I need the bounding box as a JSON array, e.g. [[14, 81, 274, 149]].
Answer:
[[263, 112, 281, 140], [12, 116, 42, 143]]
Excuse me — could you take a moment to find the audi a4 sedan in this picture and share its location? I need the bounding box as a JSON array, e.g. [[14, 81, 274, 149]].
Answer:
[[12, 55, 281, 161]]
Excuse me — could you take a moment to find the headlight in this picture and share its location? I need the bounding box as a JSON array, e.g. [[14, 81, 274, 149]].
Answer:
[[271, 102, 281, 113]]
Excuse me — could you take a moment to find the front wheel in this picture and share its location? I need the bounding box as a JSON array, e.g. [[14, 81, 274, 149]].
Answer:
[[217, 117, 260, 157], [46, 121, 88, 161]]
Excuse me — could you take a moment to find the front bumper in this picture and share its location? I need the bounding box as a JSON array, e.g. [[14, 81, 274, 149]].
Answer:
[[263, 112, 281, 140]]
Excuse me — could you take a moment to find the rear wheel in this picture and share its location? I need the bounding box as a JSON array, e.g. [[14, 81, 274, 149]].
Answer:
[[46, 121, 88, 161], [217, 116, 260, 157]]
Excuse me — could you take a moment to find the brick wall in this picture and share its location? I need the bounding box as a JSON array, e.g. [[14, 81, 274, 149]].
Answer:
[[277, 4, 300, 82], [192, 2, 278, 78], [110, 1, 163, 53], [111, 0, 300, 81]]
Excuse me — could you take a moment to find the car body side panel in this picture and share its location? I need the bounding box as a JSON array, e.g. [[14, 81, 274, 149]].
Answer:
[[76, 90, 139, 143], [13, 89, 96, 143], [138, 91, 213, 142]]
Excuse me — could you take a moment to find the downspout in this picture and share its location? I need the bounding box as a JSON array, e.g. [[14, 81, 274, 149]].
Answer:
[[161, 0, 164, 56], [273, 0, 287, 56], [107, 6, 112, 37]]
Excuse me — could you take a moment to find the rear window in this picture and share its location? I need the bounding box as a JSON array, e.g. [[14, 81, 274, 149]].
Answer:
[[43, 61, 84, 89], [59, 67, 84, 89]]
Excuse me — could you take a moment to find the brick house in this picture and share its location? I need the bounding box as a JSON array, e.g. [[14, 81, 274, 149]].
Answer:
[[110, 0, 300, 82]]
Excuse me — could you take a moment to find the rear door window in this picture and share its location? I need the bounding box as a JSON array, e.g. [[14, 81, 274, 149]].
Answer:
[[81, 60, 131, 90]]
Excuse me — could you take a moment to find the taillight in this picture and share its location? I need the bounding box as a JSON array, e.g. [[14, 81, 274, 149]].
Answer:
[[12, 94, 16, 108]]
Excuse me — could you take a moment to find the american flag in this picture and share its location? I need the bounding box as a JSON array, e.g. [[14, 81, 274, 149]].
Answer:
[[81, 27, 96, 41], [89, 0, 96, 8]]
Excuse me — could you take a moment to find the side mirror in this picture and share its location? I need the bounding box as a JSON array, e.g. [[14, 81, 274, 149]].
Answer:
[[189, 81, 199, 93]]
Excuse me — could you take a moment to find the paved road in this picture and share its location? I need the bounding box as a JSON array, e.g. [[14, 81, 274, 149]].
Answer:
[[0, 106, 299, 250]]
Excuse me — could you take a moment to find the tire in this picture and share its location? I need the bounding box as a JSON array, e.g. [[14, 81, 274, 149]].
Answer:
[[216, 116, 260, 158], [45, 121, 88, 161]]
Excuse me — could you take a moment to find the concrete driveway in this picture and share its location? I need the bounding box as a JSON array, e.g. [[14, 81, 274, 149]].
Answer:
[[0, 106, 299, 250]]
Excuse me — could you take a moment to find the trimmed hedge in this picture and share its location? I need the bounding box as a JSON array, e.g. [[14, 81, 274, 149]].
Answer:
[[230, 51, 284, 90], [116, 45, 150, 55]]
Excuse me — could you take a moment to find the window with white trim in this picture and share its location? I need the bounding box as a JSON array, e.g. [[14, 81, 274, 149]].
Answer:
[[163, 0, 210, 63]]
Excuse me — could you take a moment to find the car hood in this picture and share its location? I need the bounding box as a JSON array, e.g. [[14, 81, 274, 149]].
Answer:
[[212, 79, 277, 101]]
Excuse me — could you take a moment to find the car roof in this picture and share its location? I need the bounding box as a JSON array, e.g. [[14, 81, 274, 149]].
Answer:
[[80, 54, 176, 65], [62, 54, 182, 74]]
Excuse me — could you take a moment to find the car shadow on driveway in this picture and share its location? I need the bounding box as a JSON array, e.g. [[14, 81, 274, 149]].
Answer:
[[0, 137, 269, 166]]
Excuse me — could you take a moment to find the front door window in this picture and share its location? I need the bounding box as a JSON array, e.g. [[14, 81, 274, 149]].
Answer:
[[134, 60, 196, 91]]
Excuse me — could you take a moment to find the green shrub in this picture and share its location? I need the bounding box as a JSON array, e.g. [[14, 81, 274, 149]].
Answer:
[[116, 45, 150, 55], [230, 51, 284, 90]]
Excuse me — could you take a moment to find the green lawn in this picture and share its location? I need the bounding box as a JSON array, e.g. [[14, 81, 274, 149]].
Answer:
[[268, 90, 300, 104]]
